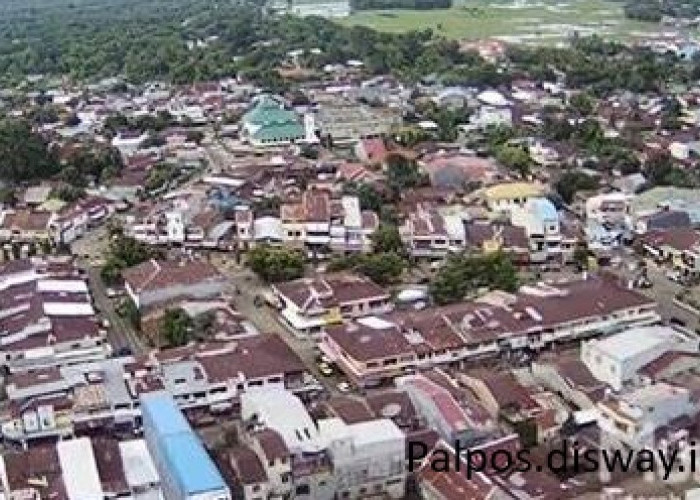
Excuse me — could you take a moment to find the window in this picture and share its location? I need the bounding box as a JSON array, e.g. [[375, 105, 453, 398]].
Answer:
[[295, 484, 310, 495], [252, 485, 261, 492]]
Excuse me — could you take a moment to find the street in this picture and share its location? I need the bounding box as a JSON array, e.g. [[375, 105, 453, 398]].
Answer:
[[209, 255, 343, 396]]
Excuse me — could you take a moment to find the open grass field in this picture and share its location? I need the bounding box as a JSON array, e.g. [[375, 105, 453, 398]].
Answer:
[[340, 0, 664, 44]]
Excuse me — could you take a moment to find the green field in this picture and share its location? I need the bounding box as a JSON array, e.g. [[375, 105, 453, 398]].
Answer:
[[341, 0, 663, 44]]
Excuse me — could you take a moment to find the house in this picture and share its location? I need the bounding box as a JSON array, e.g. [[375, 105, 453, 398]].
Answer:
[[241, 389, 406, 499], [510, 197, 577, 264], [581, 325, 700, 391], [639, 228, 700, 274], [320, 276, 659, 387], [122, 258, 227, 310], [0, 258, 110, 373], [401, 205, 467, 258], [240, 95, 306, 147], [0, 209, 55, 245], [314, 103, 401, 143], [597, 382, 700, 448], [278, 190, 378, 256], [112, 130, 148, 156], [585, 192, 632, 226], [419, 153, 500, 189], [248, 429, 293, 499], [354, 137, 389, 165], [272, 272, 392, 335], [396, 374, 492, 445], [461, 371, 541, 421], [532, 358, 605, 410], [481, 182, 545, 214], [636, 209, 692, 234], [228, 445, 270, 500], [282, 0, 351, 17]]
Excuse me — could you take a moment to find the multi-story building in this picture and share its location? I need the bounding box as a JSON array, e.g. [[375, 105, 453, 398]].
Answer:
[[141, 391, 231, 500], [272, 272, 393, 335], [122, 258, 227, 311], [401, 206, 467, 258], [482, 182, 545, 215], [279, 190, 378, 257], [510, 197, 578, 264], [320, 276, 659, 387], [581, 325, 700, 392], [0, 258, 110, 373], [241, 389, 406, 500]]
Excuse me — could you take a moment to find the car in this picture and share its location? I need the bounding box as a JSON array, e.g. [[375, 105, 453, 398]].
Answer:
[[669, 317, 687, 327], [666, 270, 682, 282], [336, 381, 351, 393], [114, 347, 133, 357], [318, 362, 333, 377]]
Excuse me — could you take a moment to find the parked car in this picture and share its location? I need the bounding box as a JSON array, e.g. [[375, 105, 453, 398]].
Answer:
[[337, 382, 351, 393]]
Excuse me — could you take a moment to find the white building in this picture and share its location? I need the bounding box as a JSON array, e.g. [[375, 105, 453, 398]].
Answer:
[[581, 325, 700, 391], [242, 389, 405, 499], [57, 438, 104, 500], [585, 192, 632, 226], [598, 382, 700, 448]]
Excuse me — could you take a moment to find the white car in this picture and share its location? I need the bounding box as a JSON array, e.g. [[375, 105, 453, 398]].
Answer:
[[318, 362, 333, 377], [336, 382, 351, 393]]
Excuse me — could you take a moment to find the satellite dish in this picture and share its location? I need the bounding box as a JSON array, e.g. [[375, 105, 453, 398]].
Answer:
[[381, 403, 402, 418]]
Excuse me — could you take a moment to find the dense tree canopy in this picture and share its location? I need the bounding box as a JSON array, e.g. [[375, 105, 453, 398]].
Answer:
[[430, 252, 518, 305], [0, 119, 59, 182], [247, 245, 305, 282]]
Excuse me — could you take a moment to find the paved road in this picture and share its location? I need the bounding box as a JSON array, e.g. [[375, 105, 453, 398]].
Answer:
[[87, 266, 146, 355], [210, 257, 341, 396]]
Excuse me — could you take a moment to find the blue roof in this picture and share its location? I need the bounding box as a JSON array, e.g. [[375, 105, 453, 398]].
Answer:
[[529, 198, 558, 221], [141, 392, 191, 437], [162, 433, 228, 494], [141, 392, 228, 495]]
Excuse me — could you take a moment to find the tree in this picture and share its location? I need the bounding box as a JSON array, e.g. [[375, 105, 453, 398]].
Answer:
[[160, 308, 193, 347], [555, 171, 599, 204], [100, 235, 162, 284], [357, 252, 405, 285], [371, 224, 405, 254], [495, 144, 532, 178], [385, 153, 425, 198], [568, 92, 595, 117], [572, 245, 590, 270], [0, 119, 59, 183], [430, 252, 518, 305], [186, 130, 205, 145], [247, 245, 305, 282]]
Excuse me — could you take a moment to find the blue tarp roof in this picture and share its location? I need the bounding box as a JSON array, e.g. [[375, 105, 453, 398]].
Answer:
[[141, 392, 228, 494], [163, 433, 228, 494]]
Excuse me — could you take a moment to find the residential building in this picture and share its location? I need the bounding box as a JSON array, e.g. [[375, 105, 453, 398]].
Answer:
[[320, 276, 659, 387], [597, 382, 700, 448], [122, 258, 227, 310], [510, 197, 577, 264], [396, 373, 493, 444], [279, 190, 378, 256], [272, 272, 392, 335], [0, 258, 110, 373], [482, 182, 545, 214], [401, 205, 467, 258], [141, 391, 231, 500], [241, 389, 406, 499], [581, 325, 700, 391], [0, 209, 55, 245]]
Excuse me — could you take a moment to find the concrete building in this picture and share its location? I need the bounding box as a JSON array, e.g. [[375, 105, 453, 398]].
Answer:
[[510, 197, 576, 264], [122, 258, 227, 310], [241, 389, 406, 499], [272, 272, 393, 335], [598, 382, 700, 448], [581, 325, 700, 391], [482, 182, 545, 215], [141, 392, 231, 500], [320, 277, 659, 387], [240, 96, 305, 147]]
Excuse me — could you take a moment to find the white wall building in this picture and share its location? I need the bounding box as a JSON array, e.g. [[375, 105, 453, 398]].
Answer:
[[581, 325, 700, 391]]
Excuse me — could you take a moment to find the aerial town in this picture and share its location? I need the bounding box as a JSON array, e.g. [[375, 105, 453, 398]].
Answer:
[[3, 0, 700, 499]]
